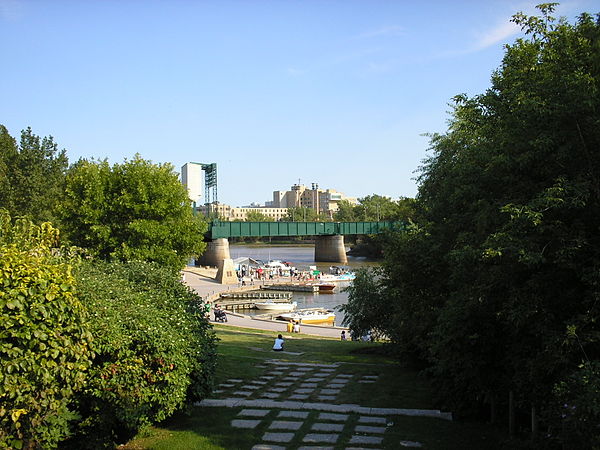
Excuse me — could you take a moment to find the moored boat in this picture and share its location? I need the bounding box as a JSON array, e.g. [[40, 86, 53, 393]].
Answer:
[[254, 300, 297, 312], [277, 309, 336, 325]]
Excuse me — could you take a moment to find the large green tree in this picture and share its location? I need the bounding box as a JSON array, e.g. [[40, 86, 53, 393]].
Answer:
[[245, 210, 274, 222], [60, 155, 207, 270], [342, 5, 600, 446], [0, 126, 69, 223]]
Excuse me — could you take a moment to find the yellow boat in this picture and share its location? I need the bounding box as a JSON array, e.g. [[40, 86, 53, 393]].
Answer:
[[277, 309, 336, 325]]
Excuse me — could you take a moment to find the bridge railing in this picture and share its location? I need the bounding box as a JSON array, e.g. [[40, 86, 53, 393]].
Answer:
[[208, 220, 404, 239]]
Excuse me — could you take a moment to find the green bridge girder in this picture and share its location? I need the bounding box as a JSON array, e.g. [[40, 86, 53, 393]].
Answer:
[[208, 220, 404, 239]]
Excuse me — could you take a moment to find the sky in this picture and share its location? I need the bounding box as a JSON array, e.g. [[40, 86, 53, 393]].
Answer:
[[1, 0, 598, 207]]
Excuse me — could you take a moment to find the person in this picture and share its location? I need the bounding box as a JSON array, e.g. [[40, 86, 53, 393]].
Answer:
[[286, 321, 294, 333], [273, 334, 284, 352], [341, 330, 346, 341], [293, 321, 300, 333]]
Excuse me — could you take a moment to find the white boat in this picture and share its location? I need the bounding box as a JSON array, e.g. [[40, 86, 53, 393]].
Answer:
[[254, 301, 297, 312], [277, 309, 336, 325], [319, 272, 356, 282]]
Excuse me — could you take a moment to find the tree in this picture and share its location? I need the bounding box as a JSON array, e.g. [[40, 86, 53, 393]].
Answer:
[[343, 5, 600, 445], [60, 155, 208, 270], [245, 210, 274, 222], [0, 126, 69, 224], [284, 207, 330, 222]]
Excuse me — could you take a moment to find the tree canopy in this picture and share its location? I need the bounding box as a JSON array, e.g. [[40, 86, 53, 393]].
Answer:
[[59, 155, 208, 270], [342, 5, 600, 446], [0, 126, 69, 224]]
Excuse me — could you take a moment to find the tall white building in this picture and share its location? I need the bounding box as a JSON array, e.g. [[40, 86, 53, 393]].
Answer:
[[181, 163, 203, 204]]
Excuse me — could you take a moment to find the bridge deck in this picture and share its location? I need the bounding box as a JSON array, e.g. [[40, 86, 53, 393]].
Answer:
[[208, 221, 402, 239]]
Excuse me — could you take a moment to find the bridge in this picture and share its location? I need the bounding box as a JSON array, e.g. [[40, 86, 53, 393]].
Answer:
[[198, 221, 404, 283]]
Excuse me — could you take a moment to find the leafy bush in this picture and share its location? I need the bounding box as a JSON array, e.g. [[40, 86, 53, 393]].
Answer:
[[68, 259, 217, 448], [0, 212, 93, 449]]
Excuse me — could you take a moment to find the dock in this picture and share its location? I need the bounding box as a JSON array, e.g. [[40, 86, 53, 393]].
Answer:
[[219, 291, 292, 300], [263, 284, 319, 293]]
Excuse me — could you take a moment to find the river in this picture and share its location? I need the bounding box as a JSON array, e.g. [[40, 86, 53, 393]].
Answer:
[[229, 244, 379, 325]]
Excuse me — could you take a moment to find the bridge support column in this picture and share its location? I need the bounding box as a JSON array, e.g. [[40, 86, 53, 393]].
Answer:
[[314, 235, 348, 264], [197, 238, 231, 267], [216, 258, 238, 284]]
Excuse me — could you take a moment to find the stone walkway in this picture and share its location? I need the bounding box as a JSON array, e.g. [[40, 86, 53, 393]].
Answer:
[[197, 361, 451, 449]]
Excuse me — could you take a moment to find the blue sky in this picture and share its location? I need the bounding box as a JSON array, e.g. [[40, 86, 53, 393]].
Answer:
[[1, 0, 598, 206]]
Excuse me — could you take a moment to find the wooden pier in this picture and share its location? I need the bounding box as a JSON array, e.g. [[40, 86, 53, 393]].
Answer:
[[219, 291, 292, 300]]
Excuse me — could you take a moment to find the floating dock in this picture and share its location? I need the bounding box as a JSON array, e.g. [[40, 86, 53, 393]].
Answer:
[[219, 291, 292, 300], [263, 284, 319, 293]]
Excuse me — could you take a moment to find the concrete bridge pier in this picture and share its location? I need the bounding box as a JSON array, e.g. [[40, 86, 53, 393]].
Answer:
[[196, 238, 231, 267], [314, 235, 348, 264]]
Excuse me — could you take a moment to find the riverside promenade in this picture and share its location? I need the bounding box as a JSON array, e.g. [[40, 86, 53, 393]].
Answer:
[[182, 267, 348, 339]]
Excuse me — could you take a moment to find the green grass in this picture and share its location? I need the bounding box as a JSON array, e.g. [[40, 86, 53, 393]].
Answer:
[[124, 325, 508, 449]]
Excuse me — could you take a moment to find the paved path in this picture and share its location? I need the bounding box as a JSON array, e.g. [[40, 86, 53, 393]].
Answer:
[[182, 268, 348, 338], [197, 361, 445, 449]]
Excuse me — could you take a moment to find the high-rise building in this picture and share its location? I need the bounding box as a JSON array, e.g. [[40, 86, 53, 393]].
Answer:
[[181, 162, 203, 204], [266, 183, 357, 217]]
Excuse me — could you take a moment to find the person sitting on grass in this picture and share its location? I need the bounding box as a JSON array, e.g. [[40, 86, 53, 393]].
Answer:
[[273, 334, 284, 352]]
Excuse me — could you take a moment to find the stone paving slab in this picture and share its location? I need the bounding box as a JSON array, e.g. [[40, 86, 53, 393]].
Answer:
[[320, 389, 340, 395], [232, 391, 253, 396], [330, 379, 349, 384], [319, 368, 336, 371], [245, 385, 261, 390], [317, 396, 336, 402], [265, 360, 338, 368], [349, 435, 383, 445], [400, 440, 423, 447], [296, 367, 314, 371], [328, 384, 345, 389], [289, 394, 309, 400], [231, 419, 261, 429], [261, 392, 281, 399], [260, 376, 276, 380], [227, 378, 243, 383], [363, 375, 379, 379], [251, 380, 268, 385], [359, 380, 376, 383], [305, 377, 326, 382], [275, 382, 294, 387], [262, 432, 295, 443], [294, 388, 315, 394], [269, 420, 303, 431], [270, 371, 284, 375], [278, 410, 309, 419], [218, 383, 235, 388], [268, 387, 288, 393], [318, 412, 349, 421], [197, 398, 452, 420], [298, 447, 334, 450], [336, 373, 353, 377], [251, 445, 286, 450], [282, 377, 297, 381], [213, 389, 225, 394], [303, 433, 339, 444], [314, 372, 332, 377], [299, 383, 318, 388], [358, 416, 386, 424], [289, 371, 306, 376], [239, 409, 271, 417], [311, 423, 344, 432], [355, 425, 386, 434]]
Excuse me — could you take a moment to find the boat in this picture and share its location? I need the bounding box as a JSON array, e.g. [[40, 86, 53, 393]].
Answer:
[[319, 272, 356, 282], [309, 283, 336, 292], [277, 309, 336, 325], [254, 301, 297, 312]]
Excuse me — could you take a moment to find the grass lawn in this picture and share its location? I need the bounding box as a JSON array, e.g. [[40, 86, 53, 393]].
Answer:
[[124, 325, 509, 449]]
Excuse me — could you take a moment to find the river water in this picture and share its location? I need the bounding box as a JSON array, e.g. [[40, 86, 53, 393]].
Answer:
[[229, 244, 378, 325]]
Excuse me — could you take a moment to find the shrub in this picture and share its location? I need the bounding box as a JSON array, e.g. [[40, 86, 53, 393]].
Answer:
[[0, 212, 93, 449], [68, 260, 216, 448]]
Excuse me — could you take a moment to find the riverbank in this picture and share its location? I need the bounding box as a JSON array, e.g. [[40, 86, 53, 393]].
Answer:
[[182, 267, 348, 338]]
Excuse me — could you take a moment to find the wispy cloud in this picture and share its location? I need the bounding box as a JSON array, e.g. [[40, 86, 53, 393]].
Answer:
[[286, 67, 306, 77], [471, 20, 521, 51], [356, 25, 404, 39]]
